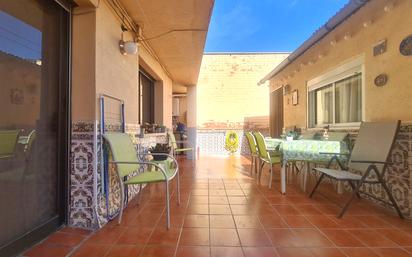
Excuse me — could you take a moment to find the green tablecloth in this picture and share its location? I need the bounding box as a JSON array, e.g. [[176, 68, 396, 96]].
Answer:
[[265, 138, 349, 163], [264, 137, 349, 194]]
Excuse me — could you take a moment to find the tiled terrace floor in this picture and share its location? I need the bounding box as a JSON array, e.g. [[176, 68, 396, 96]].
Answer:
[[24, 155, 412, 257]]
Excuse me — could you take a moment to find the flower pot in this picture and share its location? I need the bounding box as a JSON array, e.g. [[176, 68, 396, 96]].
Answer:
[[152, 151, 169, 161]]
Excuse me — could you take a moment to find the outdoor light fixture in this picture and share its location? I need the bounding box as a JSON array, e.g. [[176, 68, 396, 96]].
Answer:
[[119, 24, 138, 55]]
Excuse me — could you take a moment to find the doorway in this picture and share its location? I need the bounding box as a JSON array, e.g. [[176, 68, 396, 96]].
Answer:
[[0, 0, 70, 255], [139, 69, 155, 124], [270, 87, 284, 137]]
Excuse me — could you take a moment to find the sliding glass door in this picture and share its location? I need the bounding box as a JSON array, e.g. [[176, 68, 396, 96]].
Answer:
[[0, 0, 70, 255]]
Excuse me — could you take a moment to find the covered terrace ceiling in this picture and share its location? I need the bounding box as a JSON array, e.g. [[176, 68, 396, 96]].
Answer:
[[119, 0, 214, 86]]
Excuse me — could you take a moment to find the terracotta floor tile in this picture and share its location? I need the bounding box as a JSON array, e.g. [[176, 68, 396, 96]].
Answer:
[[187, 204, 209, 214], [210, 215, 236, 228], [283, 215, 314, 228], [211, 246, 245, 257], [228, 196, 248, 204], [126, 213, 160, 228], [327, 215, 368, 229], [210, 228, 241, 246], [140, 245, 176, 257], [371, 248, 412, 257], [44, 231, 85, 247], [266, 229, 303, 247], [226, 190, 245, 196], [253, 205, 277, 215], [258, 214, 288, 228], [192, 189, 209, 196], [71, 243, 111, 257], [231, 204, 253, 215], [243, 247, 278, 257], [176, 246, 210, 257], [275, 247, 312, 257], [184, 215, 209, 228], [341, 247, 381, 257], [377, 228, 412, 246], [88, 226, 125, 244], [272, 205, 301, 216], [305, 215, 340, 229], [315, 204, 342, 216], [293, 204, 322, 215], [266, 196, 289, 205], [24, 156, 412, 257], [209, 204, 232, 215], [190, 196, 209, 204], [59, 227, 92, 236], [158, 214, 186, 228], [293, 229, 333, 247], [209, 196, 229, 205], [355, 215, 393, 228], [309, 247, 345, 257], [23, 243, 73, 257], [105, 244, 143, 257], [234, 215, 262, 229], [209, 189, 227, 196], [404, 247, 412, 254], [321, 229, 364, 247], [116, 227, 153, 245], [179, 228, 210, 246], [147, 227, 180, 245], [238, 229, 272, 246], [348, 229, 398, 247]]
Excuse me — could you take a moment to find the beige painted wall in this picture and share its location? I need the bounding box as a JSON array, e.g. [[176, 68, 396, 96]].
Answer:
[[269, 0, 412, 128], [197, 53, 289, 129], [72, 8, 96, 122], [72, 0, 175, 128], [95, 0, 139, 125]]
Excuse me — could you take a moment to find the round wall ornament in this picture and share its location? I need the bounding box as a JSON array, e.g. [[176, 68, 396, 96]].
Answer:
[[400, 34, 412, 56], [374, 74, 388, 87]]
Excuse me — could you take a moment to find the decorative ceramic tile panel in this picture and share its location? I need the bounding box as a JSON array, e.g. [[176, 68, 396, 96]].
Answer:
[[69, 121, 167, 230]]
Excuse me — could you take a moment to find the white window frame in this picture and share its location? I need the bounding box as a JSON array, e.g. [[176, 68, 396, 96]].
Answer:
[[306, 57, 365, 129]]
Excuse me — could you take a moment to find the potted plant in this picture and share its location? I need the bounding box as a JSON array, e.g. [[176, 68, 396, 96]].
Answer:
[[149, 143, 171, 161]]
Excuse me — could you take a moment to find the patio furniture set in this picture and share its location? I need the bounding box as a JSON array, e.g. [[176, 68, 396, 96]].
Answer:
[[103, 131, 194, 230], [245, 121, 403, 219], [102, 121, 403, 231]]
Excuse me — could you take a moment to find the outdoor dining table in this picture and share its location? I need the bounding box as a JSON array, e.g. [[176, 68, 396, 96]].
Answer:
[[265, 137, 350, 194]]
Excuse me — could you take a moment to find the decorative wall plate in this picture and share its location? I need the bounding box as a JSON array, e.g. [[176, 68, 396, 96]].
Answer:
[[374, 74, 388, 87], [400, 34, 412, 56]]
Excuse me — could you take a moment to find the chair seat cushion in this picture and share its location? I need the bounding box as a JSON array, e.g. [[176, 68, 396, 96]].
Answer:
[[125, 169, 177, 184], [262, 156, 281, 164], [314, 167, 362, 181], [175, 147, 193, 152]]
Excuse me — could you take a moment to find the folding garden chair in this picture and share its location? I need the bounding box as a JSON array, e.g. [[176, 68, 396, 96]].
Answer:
[[103, 132, 180, 229], [245, 132, 259, 176], [309, 121, 403, 218], [168, 131, 195, 166], [0, 130, 20, 159], [253, 132, 282, 188]]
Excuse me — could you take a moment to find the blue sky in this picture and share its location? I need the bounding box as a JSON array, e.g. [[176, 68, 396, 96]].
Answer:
[[205, 0, 348, 53]]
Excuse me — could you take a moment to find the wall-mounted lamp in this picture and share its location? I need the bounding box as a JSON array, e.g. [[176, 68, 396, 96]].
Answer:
[[119, 25, 138, 55]]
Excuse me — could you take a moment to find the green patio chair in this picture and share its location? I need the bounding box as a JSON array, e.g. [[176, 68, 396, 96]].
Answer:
[[327, 132, 349, 142], [168, 132, 195, 165], [24, 130, 36, 160], [252, 132, 281, 188], [245, 132, 259, 176], [309, 121, 403, 219], [0, 130, 20, 159], [103, 132, 180, 229]]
